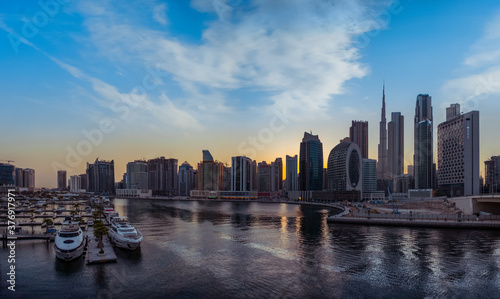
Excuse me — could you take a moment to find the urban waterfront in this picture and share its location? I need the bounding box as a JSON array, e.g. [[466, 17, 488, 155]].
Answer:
[[1, 199, 500, 298]]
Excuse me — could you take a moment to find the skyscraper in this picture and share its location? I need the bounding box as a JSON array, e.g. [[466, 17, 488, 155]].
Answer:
[[387, 112, 404, 178], [57, 170, 67, 190], [299, 132, 323, 191], [350, 120, 368, 159], [414, 94, 433, 189], [362, 158, 377, 193], [273, 157, 283, 191], [437, 105, 480, 196], [286, 155, 298, 192], [377, 84, 388, 180], [87, 159, 114, 194], [126, 160, 148, 189]]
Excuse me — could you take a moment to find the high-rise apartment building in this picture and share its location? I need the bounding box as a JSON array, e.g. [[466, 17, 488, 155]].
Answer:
[[147, 157, 178, 196], [414, 94, 433, 189], [231, 156, 256, 191], [437, 105, 480, 196], [485, 156, 500, 193], [350, 120, 368, 159], [126, 160, 148, 189], [23, 169, 35, 188], [57, 170, 67, 190], [258, 161, 272, 192], [286, 155, 298, 192], [0, 163, 15, 186], [299, 132, 323, 191], [87, 158, 115, 194], [178, 161, 195, 196], [197, 150, 225, 191], [387, 112, 404, 178]]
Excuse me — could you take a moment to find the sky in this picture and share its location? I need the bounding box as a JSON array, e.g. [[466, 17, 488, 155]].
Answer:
[[1, 0, 500, 188]]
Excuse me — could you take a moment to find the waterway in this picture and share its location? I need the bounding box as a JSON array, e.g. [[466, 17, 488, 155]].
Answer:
[[2, 199, 500, 298]]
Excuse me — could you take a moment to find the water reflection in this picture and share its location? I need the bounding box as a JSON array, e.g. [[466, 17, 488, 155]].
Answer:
[[3, 199, 500, 298]]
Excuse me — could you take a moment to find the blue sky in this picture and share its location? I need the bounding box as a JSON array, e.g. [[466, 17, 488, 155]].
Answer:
[[1, 0, 500, 188]]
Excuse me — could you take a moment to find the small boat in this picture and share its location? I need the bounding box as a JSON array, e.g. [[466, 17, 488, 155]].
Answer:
[[109, 217, 143, 250], [87, 220, 94, 226], [54, 216, 85, 261]]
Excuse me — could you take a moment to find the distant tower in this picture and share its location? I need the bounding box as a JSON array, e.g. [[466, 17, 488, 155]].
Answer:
[[387, 112, 404, 178], [350, 120, 368, 159], [377, 83, 388, 180], [299, 132, 323, 191], [414, 94, 433, 189]]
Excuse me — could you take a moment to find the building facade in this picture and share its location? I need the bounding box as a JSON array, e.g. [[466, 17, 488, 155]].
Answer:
[[299, 132, 323, 191], [362, 158, 377, 193], [126, 160, 148, 189], [147, 157, 178, 196], [231, 156, 256, 192], [57, 170, 67, 190], [0, 163, 15, 186], [327, 141, 363, 192], [22, 169, 35, 188], [350, 120, 368, 159], [485, 156, 500, 193], [387, 112, 404, 178], [286, 155, 298, 192], [178, 161, 195, 196], [87, 158, 115, 194], [437, 106, 480, 196], [414, 94, 434, 189]]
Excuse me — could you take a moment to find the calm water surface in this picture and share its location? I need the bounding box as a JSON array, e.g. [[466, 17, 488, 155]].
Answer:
[[2, 199, 500, 298]]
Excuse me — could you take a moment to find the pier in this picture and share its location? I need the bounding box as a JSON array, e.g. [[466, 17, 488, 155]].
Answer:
[[1, 232, 55, 247], [84, 227, 117, 264]]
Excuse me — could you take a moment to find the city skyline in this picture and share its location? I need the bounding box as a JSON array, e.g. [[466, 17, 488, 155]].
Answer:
[[2, 1, 500, 188]]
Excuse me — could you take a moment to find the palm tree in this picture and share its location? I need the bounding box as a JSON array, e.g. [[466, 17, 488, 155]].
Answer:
[[93, 222, 109, 254], [73, 203, 81, 215], [41, 218, 54, 234], [69, 210, 77, 219], [42, 203, 49, 212], [92, 211, 101, 221]]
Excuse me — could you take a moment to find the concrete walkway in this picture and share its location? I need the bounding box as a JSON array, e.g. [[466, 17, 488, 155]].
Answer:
[[85, 227, 117, 264]]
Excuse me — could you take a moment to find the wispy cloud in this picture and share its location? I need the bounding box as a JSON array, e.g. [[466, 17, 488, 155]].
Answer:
[[153, 4, 168, 26], [442, 10, 500, 106], [75, 0, 393, 121]]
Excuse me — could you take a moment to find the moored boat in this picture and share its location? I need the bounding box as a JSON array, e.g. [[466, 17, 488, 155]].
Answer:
[[54, 216, 85, 261], [109, 217, 143, 250]]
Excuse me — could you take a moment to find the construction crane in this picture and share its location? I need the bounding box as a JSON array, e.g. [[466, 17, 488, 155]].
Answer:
[[386, 179, 399, 214]]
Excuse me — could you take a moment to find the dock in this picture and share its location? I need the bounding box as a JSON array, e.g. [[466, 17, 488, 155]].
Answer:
[[85, 227, 117, 264], [327, 215, 500, 229], [1, 232, 55, 247]]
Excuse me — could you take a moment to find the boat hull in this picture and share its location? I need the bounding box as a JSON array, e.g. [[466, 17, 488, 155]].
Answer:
[[54, 240, 85, 261], [109, 232, 142, 250]]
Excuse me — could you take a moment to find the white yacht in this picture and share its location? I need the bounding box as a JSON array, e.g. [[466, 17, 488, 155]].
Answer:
[[109, 217, 143, 250], [54, 217, 85, 261]]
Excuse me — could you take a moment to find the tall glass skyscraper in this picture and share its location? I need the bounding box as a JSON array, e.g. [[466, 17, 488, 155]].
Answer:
[[299, 132, 323, 191], [414, 94, 433, 189]]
